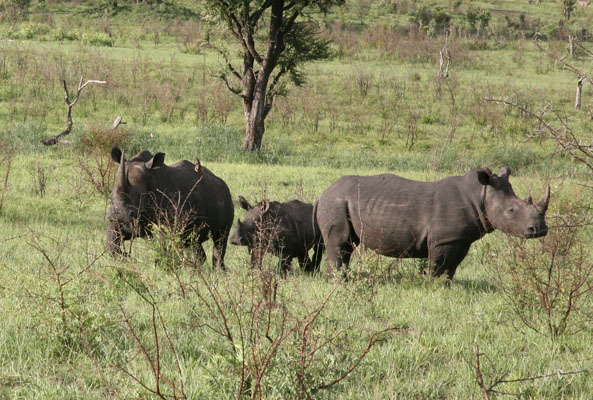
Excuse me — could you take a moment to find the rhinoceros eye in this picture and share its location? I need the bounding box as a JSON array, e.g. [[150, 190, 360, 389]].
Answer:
[[507, 207, 515, 214]]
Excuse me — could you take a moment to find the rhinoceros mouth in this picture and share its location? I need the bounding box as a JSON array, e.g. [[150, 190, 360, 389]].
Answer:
[[525, 227, 548, 238]]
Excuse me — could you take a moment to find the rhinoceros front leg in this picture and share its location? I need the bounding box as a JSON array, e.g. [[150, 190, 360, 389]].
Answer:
[[429, 243, 471, 281], [298, 253, 317, 274], [279, 256, 292, 277]]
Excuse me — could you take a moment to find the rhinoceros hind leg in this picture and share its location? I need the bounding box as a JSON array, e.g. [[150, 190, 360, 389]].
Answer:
[[193, 243, 206, 267], [211, 233, 228, 270], [318, 202, 357, 277], [310, 241, 324, 273]]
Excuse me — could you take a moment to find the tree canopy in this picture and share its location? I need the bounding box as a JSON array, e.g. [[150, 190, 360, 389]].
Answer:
[[204, 0, 345, 151]]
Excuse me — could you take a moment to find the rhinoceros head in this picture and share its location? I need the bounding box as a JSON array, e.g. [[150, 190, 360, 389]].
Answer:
[[105, 145, 166, 256], [229, 196, 271, 247], [478, 166, 549, 238]]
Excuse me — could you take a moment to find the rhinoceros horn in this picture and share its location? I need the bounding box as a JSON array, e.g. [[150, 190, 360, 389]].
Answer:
[[260, 199, 270, 213], [115, 148, 128, 194], [536, 184, 550, 213]]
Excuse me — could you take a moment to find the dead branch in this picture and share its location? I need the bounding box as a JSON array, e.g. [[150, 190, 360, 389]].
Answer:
[[485, 97, 593, 172], [474, 346, 491, 400], [438, 30, 451, 79], [575, 41, 593, 58], [533, 36, 593, 86], [111, 116, 125, 130], [472, 345, 590, 397], [117, 281, 187, 400], [311, 327, 400, 393], [42, 77, 106, 146]]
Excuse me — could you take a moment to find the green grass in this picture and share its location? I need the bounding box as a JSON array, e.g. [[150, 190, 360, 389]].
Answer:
[[2, 0, 593, 398]]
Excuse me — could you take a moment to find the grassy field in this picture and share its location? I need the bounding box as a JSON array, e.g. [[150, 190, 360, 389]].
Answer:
[[2, 0, 593, 398]]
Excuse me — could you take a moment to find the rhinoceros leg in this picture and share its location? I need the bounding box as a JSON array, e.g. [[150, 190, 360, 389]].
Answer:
[[318, 200, 357, 277], [211, 233, 228, 270], [429, 243, 471, 280], [194, 243, 206, 266], [279, 256, 292, 277], [310, 241, 324, 273], [298, 253, 316, 274], [326, 241, 354, 278]]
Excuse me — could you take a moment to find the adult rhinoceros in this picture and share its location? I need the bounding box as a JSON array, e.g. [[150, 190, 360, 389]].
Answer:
[[314, 166, 550, 280], [106, 145, 234, 269]]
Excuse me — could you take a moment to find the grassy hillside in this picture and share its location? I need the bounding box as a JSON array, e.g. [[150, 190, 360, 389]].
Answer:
[[1, 1, 593, 398]]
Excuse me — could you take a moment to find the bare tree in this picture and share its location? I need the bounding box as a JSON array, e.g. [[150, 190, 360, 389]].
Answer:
[[42, 77, 106, 146], [205, 0, 344, 151]]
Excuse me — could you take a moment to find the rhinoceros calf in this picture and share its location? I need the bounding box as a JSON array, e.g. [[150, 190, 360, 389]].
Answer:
[[314, 166, 550, 280], [229, 196, 324, 274], [106, 145, 234, 269]]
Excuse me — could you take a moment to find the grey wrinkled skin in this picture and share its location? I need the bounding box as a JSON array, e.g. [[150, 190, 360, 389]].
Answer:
[[106, 145, 234, 269], [314, 166, 550, 280], [229, 196, 324, 275]]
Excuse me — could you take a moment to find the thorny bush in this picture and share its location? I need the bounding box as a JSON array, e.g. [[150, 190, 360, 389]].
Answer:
[[489, 194, 593, 339]]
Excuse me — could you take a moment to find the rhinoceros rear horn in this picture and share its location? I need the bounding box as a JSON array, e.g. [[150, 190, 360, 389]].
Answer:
[[525, 194, 533, 205], [261, 199, 270, 213], [536, 184, 550, 213], [498, 166, 511, 179]]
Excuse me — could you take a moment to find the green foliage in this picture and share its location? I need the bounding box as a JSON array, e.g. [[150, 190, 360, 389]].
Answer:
[[81, 31, 114, 47], [465, 9, 491, 35], [563, 0, 576, 21], [410, 5, 451, 36], [280, 22, 332, 87]]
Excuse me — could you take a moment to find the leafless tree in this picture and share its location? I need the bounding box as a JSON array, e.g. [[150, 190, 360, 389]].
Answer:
[[42, 77, 106, 146]]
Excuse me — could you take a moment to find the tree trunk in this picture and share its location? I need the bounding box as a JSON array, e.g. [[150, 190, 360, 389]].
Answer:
[[241, 60, 274, 151], [241, 80, 269, 151], [242, 105, 265, 151]]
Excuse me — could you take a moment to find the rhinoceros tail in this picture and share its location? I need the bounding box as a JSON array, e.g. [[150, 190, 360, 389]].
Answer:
[[311, 200, 324, 272]]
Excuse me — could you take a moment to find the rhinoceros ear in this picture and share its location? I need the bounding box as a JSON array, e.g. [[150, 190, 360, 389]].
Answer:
[[476, 168, 493, 186], [498, 166, 511, 179], [238, 196, 252, 210], [111, 145, 123, 164], [145, 152, 165, 170]]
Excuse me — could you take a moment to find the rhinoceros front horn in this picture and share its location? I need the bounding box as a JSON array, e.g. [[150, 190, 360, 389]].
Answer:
[[536, 184, 550, 213], [115, 149, 128, 193]]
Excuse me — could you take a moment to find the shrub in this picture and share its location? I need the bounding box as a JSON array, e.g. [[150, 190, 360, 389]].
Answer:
[[488, 195, 593, 338], [81, 32, 114, 47], [76, 125, 130, 198]]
